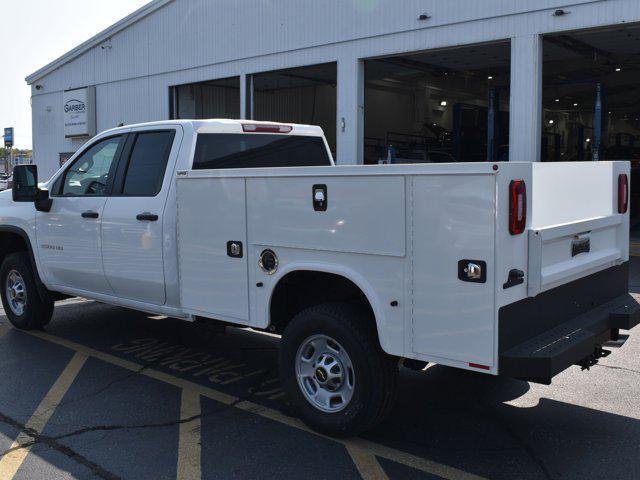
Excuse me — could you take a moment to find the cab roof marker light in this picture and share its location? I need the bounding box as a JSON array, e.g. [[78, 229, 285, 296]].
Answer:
[[242, 124, 293, 134]]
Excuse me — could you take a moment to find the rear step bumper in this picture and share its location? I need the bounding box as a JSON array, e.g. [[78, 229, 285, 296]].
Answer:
[[499, 293, 640, 384]]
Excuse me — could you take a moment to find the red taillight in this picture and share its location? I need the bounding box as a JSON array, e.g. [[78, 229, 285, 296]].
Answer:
[[242, 123, 293, 134], [509, 180, 527, 235], [618, 174, 629, 214]]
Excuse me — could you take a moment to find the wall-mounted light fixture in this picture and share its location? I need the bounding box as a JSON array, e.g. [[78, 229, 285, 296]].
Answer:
[[418, 14, 431, 21], [553, 9, 568, 16]]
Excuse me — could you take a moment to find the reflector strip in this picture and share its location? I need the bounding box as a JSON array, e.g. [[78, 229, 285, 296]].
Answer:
[[469, 363, 491, 370]]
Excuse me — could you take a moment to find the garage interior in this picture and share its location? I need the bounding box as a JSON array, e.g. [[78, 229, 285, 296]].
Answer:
[[249, 63, 337, 154], [171, 76, 240, 120], [363, 41, 511, 165], [541, 24, 640, 226]]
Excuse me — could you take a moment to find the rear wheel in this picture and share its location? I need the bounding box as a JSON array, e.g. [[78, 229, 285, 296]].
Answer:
[[279, 302, 398, 437], [0, 252, 54, 330]]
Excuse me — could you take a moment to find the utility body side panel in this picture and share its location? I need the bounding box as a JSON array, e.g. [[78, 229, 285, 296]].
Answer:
[[177, 177, 249, 323], [410, 174, 496, 368], [246, 175, 405, 257], [176, 166, 500, 361]]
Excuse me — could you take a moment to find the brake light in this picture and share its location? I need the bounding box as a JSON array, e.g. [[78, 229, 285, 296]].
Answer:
[[509, 180, 527, 235], [242, 123, 293, 134], [618, 174, 629, 214]]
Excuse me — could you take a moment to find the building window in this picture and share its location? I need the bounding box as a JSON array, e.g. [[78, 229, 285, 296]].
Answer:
[[170, 77, 240, 120]]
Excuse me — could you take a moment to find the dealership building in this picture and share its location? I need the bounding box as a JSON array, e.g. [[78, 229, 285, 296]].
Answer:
[[26, 0, 640, 216]]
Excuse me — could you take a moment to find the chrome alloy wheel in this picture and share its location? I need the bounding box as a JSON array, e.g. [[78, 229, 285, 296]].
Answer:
[[295, 334, 355, 413], [5, 270, 27, 316]]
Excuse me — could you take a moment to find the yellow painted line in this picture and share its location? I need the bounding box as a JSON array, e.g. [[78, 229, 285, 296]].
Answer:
[[0, 352, 87, 479], [177, 389, 202, 480], [346, 442, 390, 480], [23, 329, 488, 480]]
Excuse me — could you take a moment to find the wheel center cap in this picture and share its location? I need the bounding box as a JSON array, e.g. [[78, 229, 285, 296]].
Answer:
[[315, 367, 328, 383]]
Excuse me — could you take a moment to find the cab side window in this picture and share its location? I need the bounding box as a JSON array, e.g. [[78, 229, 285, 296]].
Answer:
[[119, 131, 176, 196], [60, 136, 123, 196]]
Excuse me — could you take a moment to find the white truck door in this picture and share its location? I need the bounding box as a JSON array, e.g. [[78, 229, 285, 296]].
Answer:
[[100, 127, 182, 305], [411, 174, 496, 368], [36, 135, 127, 294]]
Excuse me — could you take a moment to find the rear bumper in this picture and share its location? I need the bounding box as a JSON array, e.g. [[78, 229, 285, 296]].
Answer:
[[498, 263, 639, 383], [500, 293, 640, 383]]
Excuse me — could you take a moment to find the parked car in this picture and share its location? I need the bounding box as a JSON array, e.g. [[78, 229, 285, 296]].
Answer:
[[0, 174, 12, 191], [1, 119, 638, 436]]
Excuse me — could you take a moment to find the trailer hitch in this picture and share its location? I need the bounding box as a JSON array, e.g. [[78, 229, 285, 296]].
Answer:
[[577, 344, 611, 371]]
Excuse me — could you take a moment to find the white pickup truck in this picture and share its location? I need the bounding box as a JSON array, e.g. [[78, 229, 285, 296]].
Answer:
[[2, 119, 639, 436]]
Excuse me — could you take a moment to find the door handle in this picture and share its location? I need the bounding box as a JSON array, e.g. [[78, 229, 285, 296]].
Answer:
[[136, 213, 159, 222], [81, 211, 99, 219]]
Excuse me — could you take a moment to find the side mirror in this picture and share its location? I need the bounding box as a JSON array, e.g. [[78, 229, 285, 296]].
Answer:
[[12, 165, 39, 202], [12, 165, 52, 212]]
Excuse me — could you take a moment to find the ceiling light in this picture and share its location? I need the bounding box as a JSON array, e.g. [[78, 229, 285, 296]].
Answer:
[[554, 98, 560, 102], [440, 100, 447, 106], [573, 103, 578, 107], [487, 75, 493, 80], [615, 67, 621, 72], [585, 138, 591, 143], [548, 119, 554, 124]]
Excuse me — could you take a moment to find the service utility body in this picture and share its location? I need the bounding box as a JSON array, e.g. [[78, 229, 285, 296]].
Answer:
[[1, 119, 638, 436]]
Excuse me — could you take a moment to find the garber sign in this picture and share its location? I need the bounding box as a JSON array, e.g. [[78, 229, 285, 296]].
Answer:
[[64, 99, 86, 114], [63, 87, 95, 138]]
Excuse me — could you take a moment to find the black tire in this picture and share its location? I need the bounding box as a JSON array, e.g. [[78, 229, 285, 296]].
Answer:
[[279, 302, 398, 437], [0, 252, 54, 330]]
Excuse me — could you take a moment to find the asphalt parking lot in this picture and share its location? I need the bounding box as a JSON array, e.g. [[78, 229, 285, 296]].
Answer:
[[0, 263, 639, 480]]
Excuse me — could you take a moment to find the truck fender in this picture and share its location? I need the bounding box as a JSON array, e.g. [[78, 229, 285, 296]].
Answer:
[[0, 225, 50, 302], [266, 261, 392, 352]]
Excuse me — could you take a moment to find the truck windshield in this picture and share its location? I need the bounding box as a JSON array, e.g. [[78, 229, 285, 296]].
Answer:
[[193, 133, 331, 170]]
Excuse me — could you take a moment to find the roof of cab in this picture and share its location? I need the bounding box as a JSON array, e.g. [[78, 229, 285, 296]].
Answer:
[[102, 118, 325, 137]]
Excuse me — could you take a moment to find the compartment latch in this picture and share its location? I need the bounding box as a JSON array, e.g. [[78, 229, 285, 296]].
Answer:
[[458, 260, 487, 283]]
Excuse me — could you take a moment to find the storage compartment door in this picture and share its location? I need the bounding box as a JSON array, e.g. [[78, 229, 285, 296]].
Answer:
[[177, 177, 249, 323], [411, 175, 496, 367]]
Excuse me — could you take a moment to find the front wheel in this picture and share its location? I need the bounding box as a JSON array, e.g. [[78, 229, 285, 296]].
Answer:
[[0, 252, 54, 330], [279, 302, 398, 437]]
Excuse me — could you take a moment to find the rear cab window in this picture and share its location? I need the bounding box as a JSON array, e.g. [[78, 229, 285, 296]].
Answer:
[[192, 133, 331, 170]]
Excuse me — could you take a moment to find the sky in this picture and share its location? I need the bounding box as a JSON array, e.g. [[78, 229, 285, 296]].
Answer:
[[0, 0, 150, 149]]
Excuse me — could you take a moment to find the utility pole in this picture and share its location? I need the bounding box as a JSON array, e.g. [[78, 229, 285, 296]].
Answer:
[[3, 127, 14, 175]]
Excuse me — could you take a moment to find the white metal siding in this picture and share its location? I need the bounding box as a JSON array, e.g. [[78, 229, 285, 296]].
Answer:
[[29, 0, 640, 175]]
